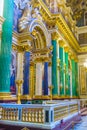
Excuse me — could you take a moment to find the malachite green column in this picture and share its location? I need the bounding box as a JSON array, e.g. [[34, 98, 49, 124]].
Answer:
[[71, 59, 76, 97], [65, 52, 70, 96], [0, 0, 14, 93], [57, 41, 60, 96], [59, 46, 64, 95], [75, 61, 79, 97], [52, 40, 58, 96]]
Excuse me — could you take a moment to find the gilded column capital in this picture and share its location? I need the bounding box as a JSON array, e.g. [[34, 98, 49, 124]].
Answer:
[[48, 61, 52, 66], [30, 61, 35, 66], [52, 32, 59, 40], [34, 57, 50, 63], [74, 58, 78, 62], [12, 44, 31, 53], [70, 54, 76, 60], [58, 40, 65, 47], [64, 46, 69, 53]]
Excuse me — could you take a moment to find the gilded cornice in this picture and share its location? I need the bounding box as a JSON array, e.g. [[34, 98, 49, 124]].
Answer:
[[78, 46, 87, 54]]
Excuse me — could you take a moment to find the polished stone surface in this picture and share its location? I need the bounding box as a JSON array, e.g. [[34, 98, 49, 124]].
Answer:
[[71, 116, 87, 130]]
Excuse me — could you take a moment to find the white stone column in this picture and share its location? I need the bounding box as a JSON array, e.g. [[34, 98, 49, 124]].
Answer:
[[35, 63, 43, 95], [16, 52, 24, 95], [16, 52, 24, 80]]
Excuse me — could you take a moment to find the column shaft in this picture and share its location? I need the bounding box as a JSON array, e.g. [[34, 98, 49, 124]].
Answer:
[[52, 40, 58, 95], [0, 0, 14, 93], [43, 62, 48, 95], [71, 59, 75, 97], [65, 52, 69, 96], [75, 62, 79, 97], [23, 52, 30, 95], [59, 47, 64, 95], [48, 62, 52, 95], [16, 52, 24, 95], [35, 63, 43, 95]]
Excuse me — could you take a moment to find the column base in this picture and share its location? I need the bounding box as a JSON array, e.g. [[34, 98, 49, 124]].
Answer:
[[70, 96, 79, 99], [0, 92, 17, 103], [33, 95, 51, 100], [21, 95, 32, 100], [52, 95, 71, 99]]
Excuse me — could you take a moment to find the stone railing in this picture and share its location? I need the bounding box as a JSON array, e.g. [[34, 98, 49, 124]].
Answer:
[[0, 100, 80, 129]]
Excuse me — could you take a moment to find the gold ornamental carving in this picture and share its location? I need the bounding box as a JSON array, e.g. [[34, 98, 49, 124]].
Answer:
[[16, 80, 23, 104], [52, 32, 59, 40]]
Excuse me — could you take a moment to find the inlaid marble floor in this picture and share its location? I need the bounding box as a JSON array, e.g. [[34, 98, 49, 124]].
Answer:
[[70, 116, 87, 130]]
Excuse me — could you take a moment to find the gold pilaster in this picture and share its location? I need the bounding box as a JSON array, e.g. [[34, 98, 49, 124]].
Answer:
[[29, 62, 35, 98]]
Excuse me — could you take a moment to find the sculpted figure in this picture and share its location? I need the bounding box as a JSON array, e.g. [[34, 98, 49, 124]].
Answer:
[[18, 0, 32, 32]]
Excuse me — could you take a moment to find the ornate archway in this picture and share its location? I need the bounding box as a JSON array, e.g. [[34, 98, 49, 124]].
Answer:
[[27, 19, 51, 99]]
